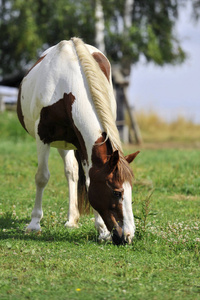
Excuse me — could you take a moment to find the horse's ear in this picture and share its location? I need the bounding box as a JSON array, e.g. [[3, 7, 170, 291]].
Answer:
[[125, 151, 140, 164], [107, 150, 119, 173]]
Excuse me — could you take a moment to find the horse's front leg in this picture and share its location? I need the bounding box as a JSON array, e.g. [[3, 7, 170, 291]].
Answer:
[[27, 134, 50, 232], [93, 209, 112, 242], [58, 149, 80, 228]]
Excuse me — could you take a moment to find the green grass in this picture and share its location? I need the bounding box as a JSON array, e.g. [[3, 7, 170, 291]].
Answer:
[[0, 112, 200, 299]]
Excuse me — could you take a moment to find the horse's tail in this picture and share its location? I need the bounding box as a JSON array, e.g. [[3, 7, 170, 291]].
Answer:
[[75, 151, 90, 215]]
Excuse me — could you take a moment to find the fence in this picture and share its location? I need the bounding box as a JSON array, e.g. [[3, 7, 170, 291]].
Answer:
[[0, 86, 18, 112]]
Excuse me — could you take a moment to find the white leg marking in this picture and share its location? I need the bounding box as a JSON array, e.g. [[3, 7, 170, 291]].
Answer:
[[27, 133, 50, 232], [58, 149, 80, 228], [93, 209, 112, 242]]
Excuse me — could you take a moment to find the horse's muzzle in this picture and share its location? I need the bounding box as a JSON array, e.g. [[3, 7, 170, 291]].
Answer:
[[112, 228, 133, 245], [112, 228, 127, 245]]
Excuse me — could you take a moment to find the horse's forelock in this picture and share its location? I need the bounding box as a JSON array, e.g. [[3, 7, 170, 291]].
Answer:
[[116, 155, 133, 186]]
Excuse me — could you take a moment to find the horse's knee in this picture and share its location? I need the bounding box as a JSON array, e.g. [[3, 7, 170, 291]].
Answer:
[[65, 164, 78, 182], [35, 169, 50, 188]]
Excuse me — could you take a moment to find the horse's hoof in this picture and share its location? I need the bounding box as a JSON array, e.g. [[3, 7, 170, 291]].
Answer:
[[65, 221, 79, 228], [25, 220, 41, 233]]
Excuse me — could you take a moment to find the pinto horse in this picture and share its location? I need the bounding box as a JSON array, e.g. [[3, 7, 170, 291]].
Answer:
[[17, 38, 139, 245]]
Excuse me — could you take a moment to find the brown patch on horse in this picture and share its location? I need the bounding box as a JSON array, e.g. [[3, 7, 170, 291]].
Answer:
[[38, 92, 88, 162], [92, 52, 110, 82], [17, 84, 28, 133]]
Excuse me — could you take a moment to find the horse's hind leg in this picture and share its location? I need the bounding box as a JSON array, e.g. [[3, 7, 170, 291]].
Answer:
[[27, 136, 50, 232], [58, 149, 80, 228]]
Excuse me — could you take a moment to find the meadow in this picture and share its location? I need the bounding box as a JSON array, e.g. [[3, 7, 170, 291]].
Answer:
[[0, 111, 200, 300]]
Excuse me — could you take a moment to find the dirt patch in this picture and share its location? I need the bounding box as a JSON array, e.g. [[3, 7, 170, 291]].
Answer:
[[134, 179, 153, 188], [169, 194, 199, 201]]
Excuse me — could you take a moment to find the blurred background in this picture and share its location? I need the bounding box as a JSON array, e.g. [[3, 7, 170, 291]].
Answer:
[[129, 1, 200, 123], [0, 0, 200, 145]]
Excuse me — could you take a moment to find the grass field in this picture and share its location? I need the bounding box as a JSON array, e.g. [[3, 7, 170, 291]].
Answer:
[[0, 112, 200, 300], [131, 111, 200, 144]]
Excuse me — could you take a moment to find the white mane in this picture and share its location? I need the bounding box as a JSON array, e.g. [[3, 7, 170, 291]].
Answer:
[[71, 37, 123, 155]]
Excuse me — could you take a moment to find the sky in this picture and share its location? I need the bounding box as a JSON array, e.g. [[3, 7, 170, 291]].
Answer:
[[128, 2, 200, 123]]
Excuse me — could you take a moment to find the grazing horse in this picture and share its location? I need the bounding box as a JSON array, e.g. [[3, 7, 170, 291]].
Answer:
[[17, 37, 139, 245]]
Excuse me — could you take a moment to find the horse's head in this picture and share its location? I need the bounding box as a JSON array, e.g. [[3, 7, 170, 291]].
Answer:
[[88, 139, 139, 245]]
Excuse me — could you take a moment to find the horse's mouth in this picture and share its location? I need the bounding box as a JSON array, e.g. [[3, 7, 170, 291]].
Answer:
[[111, 227, 133, 245], [111, 227, 127, 245]]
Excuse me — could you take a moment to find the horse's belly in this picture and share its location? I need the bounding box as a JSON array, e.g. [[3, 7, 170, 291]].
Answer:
[[50, 141, 77, 150]]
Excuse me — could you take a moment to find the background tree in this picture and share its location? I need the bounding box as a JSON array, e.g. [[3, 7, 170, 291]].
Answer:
[[192, 0, 200, 20], [1, 0, 199, 78], [0, 0, 96, 76]]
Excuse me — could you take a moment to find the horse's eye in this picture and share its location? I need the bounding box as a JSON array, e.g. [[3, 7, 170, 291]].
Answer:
[[113, 191, 122, 198]]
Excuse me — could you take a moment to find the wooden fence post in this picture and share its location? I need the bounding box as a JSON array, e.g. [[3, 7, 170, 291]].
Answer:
[[0, 95, 6, 112], [112, 65, 142, 144], [123, 87, 143, 144]]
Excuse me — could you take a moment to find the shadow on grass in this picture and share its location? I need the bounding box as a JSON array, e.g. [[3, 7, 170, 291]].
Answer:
[[2, 215, 197, 252], [0, 212, 29, 227], [0, 213, 99, 244]]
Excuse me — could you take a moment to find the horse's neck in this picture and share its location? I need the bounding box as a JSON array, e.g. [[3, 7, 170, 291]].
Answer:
[[70, 93, 103, 161], [81, 134, 111, 189]]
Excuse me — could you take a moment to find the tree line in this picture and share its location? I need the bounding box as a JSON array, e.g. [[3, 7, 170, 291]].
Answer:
[[0, 0, 199, 78]]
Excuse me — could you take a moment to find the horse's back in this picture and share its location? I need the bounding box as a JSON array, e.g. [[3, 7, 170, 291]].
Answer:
[[20, 42, 75, 114], [18, 39, 116, 146], [18, 41, 83, 138]]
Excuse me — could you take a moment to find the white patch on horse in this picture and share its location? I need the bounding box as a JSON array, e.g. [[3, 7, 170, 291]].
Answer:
[[122, 182, 136, 243], [93, 209, 112, 242], [58, 149, 80, 228]]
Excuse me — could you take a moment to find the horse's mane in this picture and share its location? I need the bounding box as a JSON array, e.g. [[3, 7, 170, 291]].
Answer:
[[72, 37, 133, 184]]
